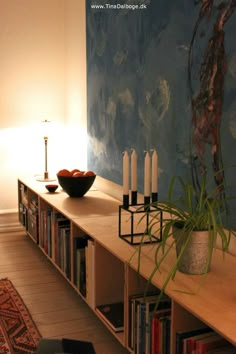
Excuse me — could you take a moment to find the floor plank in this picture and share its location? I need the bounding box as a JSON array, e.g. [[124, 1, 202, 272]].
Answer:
[[0, 231, 129, 354]]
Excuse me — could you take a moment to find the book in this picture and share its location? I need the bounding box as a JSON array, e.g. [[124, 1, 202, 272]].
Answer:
[[95, 302, 124, 333], [136, 301, 146, 354], [195, 333, 228, 354]]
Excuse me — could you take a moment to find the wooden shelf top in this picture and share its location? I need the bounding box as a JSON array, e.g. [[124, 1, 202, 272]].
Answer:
[[18, 177, 236, 346]]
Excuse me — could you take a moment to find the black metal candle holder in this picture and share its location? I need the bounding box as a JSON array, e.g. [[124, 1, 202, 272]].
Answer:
[[118, 202, 163, 245]]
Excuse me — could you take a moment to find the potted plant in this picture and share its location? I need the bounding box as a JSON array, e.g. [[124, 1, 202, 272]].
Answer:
[[132, 171, 235, 300]]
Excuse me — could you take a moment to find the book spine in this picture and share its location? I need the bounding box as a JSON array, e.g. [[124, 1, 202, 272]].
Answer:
[[129, 297, 136, 350], [151, 315, 159, 354], [145, 302, 152, 354], [139, 302, 146, 354]]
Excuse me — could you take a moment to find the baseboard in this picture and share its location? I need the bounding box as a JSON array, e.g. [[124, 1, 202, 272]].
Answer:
[[0, 210, 24, 233]]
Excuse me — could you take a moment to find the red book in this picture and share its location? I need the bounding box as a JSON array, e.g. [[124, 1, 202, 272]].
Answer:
[[195, 333, 228, 354], [151, 314, 159, 354]]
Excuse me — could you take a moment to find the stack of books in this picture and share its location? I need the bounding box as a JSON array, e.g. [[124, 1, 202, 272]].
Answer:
[[95, 302, 124, 333], [176, 327, 233, 354]]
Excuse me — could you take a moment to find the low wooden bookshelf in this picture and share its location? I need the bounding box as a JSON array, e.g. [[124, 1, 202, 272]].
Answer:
[[18, 177, 236, 354]]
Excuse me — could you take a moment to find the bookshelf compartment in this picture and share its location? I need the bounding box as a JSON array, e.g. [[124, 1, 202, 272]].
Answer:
[[94, 243, 125, 339], [95, 242, 124, 306]]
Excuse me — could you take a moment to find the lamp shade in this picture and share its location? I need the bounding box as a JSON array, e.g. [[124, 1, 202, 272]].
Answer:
[[40, 119, 52, 138]]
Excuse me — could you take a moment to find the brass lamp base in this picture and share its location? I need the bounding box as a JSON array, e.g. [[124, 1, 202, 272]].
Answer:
[[36, 177, 56, 182], [36, 172, 56, 182]]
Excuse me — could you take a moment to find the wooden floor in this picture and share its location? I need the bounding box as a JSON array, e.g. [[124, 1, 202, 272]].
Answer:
[[0, 229, 130, 354]]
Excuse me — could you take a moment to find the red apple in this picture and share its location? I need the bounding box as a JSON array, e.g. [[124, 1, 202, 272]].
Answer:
[[71, 169, 81, 175], [84, 170, 95, 176], [57, 169, 71, 176], [72, 171, 85, 177]]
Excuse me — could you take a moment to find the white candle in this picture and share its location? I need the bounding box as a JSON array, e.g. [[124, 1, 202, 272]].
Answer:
[[123, 150, 129, 195], [151, 149, 158, 193], [131, 149, 137, 191], [144, 151, 150, 196]]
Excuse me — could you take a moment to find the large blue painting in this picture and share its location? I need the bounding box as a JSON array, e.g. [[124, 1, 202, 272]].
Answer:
[[86, 0, 236, 219]]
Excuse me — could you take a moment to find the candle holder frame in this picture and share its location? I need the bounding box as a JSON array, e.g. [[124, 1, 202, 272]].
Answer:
[[118, 203, 163, 245]]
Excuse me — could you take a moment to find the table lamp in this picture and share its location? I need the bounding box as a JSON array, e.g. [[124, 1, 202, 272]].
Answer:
[[36, 119, 55, 182]]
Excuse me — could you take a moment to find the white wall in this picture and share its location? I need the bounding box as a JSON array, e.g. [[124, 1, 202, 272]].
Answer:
[[0, 0, 87, 212], [64, 0, 87, 171]]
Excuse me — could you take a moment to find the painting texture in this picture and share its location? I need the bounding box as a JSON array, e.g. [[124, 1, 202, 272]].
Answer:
[[86, 0, 236, 225]]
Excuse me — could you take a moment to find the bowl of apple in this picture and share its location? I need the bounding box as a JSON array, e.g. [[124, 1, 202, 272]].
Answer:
[[57, 169, 96, 197]]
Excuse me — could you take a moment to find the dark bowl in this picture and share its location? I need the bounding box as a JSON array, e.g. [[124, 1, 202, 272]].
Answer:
[[45, 184, 58, 193], [57, 174, 96, 197]]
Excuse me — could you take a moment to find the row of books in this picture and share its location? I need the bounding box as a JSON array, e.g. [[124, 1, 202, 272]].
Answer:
[[39, 211, 96, 292], [129, 292, 171, 354], [176, 327, 235, 354]]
